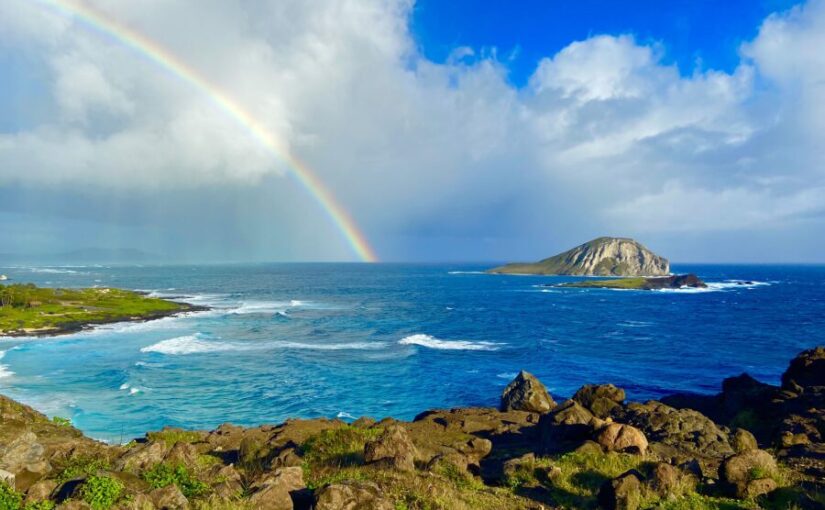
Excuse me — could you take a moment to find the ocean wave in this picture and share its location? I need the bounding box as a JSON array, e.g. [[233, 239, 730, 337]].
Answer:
[[653, 280, 771, 293], [276, 341, 387, 351], [140, 334, 242, 355], [398, 334, 502, 351], [447, 271, 486, 275], [336, 411, 355, 420], [496, 372, 517, 379], [29, 267, 80, 274], [0, 351, 13, 379]]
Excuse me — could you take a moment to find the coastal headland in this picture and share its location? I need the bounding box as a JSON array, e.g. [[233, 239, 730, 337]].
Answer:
[[0, 284, 204, 337], [0, 346, 822, 509]]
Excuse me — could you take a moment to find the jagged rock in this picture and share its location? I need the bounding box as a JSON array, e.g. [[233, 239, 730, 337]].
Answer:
[[620, 401, 733, 458], [57, 501, 91, 510], [573, 384, 625, 418], [500, 371, 556, 413], [314, 481, 394, 510], [25, 479, 57, 505], [149, 484, 189, 510], [731, 428, 758, 453], [248, 470, 296, 510], [115, 493, 155, 509], [598, 470, 642, 510], [595, 423, 648, 455], [540, 400, 600, 452], [646, 462, 694, 498], [719, 449, 778, 499], [0, 432, 49, 478], [782, 346, 825, 391], [164, 443, 198, 466], [363, 425, 417, 472], [117, 442, 168, 472]]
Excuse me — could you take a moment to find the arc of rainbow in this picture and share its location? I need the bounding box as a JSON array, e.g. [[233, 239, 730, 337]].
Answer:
[[36, 0, 378, 262]]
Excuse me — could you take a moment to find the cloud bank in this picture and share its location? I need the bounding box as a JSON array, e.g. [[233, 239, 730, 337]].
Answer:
[[1, 0, 824, 261]]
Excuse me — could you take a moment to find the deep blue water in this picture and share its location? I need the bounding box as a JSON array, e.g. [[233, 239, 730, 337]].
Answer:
[[0, 263, 823, 442]]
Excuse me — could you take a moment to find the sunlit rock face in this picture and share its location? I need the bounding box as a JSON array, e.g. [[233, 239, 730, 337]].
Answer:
[[489, 237, 670, 276]]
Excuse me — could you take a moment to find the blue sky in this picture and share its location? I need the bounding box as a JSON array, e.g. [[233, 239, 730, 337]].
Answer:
[[412, 0, 801, 85], [0, 0, 824, 262]]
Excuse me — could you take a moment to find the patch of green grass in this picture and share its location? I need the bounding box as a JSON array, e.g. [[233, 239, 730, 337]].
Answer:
[[505, 451, 646, 509], [0, 482, 23, 510], [301, 426, 383, 468], [431, 460, 484, 491], [55, 456, 110, 484], [658, 493, 756, 510], [561, 278, 649, 289], [23, 502, 55, 510], [80, 475, 124, 510], [51, 416, 71, 427], [143, 463, 209, 499], [304, 466, 372, 491], [0, 284, 185, 334], [146, 429, 202, 446]]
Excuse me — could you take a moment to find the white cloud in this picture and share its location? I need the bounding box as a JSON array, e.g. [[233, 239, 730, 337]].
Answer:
[[0, 0, 823, 260]]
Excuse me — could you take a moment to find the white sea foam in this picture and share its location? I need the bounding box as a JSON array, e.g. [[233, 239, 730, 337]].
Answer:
[[447, 271, 486, 275], [336, 411, 355, 420], [129, 388, 140, 395], [653, 280, 771, 293], [0, 350, 13, 379], [276, 341, 387, 351], [29, 267, 80, 274], [229, 300, 308, 314], [119, 383, 130, 390], [140, 334, 241, 355], [496, 372, 517, 379], [398, 334, 502, 351]]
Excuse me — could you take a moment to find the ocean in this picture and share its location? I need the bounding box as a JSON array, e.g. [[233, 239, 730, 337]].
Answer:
[[0, 263, 822, 442]]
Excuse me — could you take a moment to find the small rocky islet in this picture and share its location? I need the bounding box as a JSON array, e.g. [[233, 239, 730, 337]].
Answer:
[[1, 347, 823, 510]]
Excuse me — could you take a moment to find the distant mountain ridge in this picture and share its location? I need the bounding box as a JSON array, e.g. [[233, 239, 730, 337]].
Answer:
[[488, 237, 670, 276]]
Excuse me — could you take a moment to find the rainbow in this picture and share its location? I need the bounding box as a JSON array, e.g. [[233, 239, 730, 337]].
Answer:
[[36, 0, 378, 262]]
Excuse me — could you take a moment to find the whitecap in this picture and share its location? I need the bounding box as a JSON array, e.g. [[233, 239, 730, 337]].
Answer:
[[140, 334, 242, 355], [119, 383, 130, 390], [129, 388, 140, 395], [398, 334, 502, 351], [336, 411, 355, 420], [447, 271, 486, 275], [276, 341, 387, 351], [228, 300, 306, 315], [0, 351, 13, 379], [496, 372, 517, 379], [29, 267, 79, 274]]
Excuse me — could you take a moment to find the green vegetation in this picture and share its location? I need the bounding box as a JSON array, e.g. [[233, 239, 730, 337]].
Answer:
[[0, 482, 23, 510], [143, 463, 209, 499], [561, 277, 650, 289], [54, 456, 110, 484], [0, 483, 55, 510], [79, 475, 124, 510], [51, 416, 71, 427], [301, 425, 383, 468], [146, 429, 203, 446], [0, 283, 187, 335]]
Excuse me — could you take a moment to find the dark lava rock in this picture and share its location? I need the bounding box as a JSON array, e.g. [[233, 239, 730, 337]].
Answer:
[[500, 371, 556, 413], [782, 346, 825, 392], [598, 470, 642, 510]]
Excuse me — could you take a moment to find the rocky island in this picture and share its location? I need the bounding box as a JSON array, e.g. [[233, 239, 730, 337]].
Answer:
[[0, 347, 823, 510], [558, 274, 708, 291], [0, 284, 200, 337], [488, 237, 670, 276]]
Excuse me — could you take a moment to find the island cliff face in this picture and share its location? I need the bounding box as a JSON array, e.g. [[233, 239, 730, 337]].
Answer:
[[488, 237, 670, 276]]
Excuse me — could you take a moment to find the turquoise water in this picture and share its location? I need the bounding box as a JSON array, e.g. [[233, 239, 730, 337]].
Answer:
[[0, 263, 822, 442]]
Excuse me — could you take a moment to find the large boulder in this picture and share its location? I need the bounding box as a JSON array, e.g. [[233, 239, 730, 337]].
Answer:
[[731, 428, 758, 453], [595, 423, 648, 455], [363, 425, 417, 472], [149, 484, 189, 510], [619, 401, 733, 459], [540, 400, 600, 453], [500, 371, 556, 413], [598, 470, 642, 510], [0, 432, 50, 480], [782, 346, 825, 392], [573, 384, 626, 418], [719, 449, 779, 499], [314, 481, 394, 510]]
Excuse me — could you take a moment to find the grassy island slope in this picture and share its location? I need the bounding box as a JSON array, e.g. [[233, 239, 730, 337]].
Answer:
[[0, 283, 195, 336]]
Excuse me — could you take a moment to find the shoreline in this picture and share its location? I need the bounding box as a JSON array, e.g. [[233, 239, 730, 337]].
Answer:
[[0, 301, 209, 339], [0, 346, 821, 509]]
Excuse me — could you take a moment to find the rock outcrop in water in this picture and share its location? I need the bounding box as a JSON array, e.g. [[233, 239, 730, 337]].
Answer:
[[488, 237, 670, 276], [559, 273, 707, 290], [0, 347, 823, 509]]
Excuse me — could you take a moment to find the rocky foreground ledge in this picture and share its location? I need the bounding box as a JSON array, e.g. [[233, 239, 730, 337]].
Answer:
[[1, 349, 824, 510]]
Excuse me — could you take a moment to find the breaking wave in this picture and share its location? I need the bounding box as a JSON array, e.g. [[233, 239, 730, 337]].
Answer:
[[398, 334, 502, 351], [140, 334, 241, 355]]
